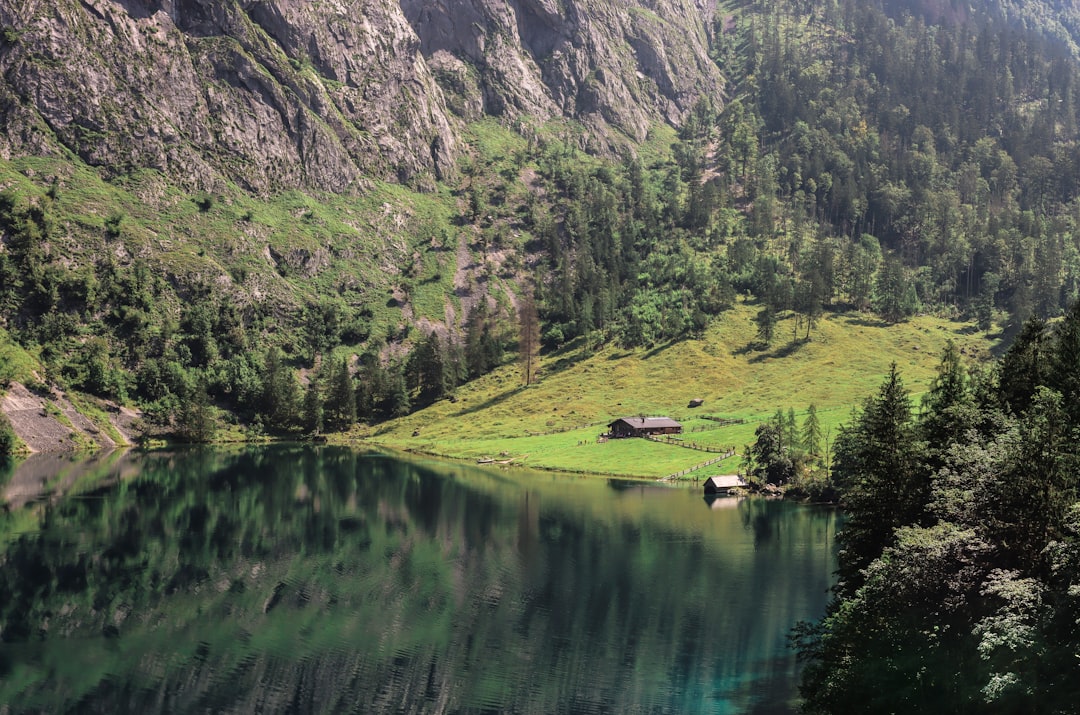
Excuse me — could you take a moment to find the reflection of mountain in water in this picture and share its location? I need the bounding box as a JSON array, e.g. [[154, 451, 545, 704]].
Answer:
[[0, 446, 837, 714]]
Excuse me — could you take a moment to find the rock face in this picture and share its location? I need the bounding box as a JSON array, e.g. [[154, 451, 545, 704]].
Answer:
[[403, 0, 723, 144], [0, 0, 459, 192], [0, 0, 721, 192]]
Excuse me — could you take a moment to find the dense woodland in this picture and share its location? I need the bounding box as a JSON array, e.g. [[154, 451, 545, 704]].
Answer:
[[6, 0, 1080, 444], [787, 304, 1080, 713]]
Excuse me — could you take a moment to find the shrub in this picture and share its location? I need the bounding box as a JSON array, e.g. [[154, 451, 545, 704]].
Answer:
[[0, 411, 18, 457]]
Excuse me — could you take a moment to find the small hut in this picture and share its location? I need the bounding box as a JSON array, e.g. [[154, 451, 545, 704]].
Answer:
[[688, 398, 704, 408], [703, 475, 746, 495], [607, 416, 682, 438]]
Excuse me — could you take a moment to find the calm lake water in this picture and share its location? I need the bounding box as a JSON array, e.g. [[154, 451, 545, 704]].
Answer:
[[0, 446, 838, 714]]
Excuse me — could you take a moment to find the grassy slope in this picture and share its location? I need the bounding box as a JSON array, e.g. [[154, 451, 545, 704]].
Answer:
[[365, 299, 996, 479]]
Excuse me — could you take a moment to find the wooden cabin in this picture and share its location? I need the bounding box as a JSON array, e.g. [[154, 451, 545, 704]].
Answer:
[[703, 475, 746, 495], [607, 416, 683, 438]]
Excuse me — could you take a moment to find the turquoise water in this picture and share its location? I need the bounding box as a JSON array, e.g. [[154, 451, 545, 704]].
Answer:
[[0, 446, 837, 713]]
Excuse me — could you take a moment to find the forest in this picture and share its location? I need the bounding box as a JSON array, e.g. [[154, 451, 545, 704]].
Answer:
[[789, 303, 1080, 713], [4, 0, 1080, 446]]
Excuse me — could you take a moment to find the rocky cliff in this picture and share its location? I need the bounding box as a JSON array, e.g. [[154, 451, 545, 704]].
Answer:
[[0, 0, 459, 193], [404, 0, 723, 145], [0, 0, 721, 193]]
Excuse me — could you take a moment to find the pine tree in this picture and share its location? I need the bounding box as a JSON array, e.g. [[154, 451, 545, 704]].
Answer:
[[802, 404, 822, 458], [385, 360, 411, 418], [755, 305, 777, 346], [1049, 299, 1080, 422], [324, 356, 357, 431], [302, 375, 324, 436], [832, 364, 923, 596], [919, 341, 977, 460], [998, 314, 1048, 415], [786, 407, 800, 452], [260, 347, 299, 431]]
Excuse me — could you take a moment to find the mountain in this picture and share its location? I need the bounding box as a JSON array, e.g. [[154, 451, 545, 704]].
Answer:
[[0, 0, 721, 193], [8, 0, 1080, 453]]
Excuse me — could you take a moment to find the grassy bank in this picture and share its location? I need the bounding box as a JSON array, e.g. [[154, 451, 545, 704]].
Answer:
[[364, 300, 997, 479]]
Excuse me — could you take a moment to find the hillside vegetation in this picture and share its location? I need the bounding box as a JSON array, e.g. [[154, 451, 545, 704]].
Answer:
[[366, 299, 993, 478], [5, 0, 1080, 460]]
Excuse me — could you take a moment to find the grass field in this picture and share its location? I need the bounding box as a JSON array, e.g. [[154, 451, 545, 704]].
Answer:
[[363, 298, 998, 479]]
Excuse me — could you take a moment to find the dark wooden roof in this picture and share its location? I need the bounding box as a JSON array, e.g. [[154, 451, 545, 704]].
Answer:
[[608, 416, 682, 430]]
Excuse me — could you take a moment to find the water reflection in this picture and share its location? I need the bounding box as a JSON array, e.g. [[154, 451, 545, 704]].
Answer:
[[0, 446, 837, 713]]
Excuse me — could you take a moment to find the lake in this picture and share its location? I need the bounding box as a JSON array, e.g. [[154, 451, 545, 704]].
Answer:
[[0, 446, 838, 713]]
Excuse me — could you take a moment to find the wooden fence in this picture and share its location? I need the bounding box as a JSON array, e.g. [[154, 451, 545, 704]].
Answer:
[[525, 421, 608, 437], [646, 435, 734, 454], [660, 450, 737, 481], [701, 416, 747, 426]]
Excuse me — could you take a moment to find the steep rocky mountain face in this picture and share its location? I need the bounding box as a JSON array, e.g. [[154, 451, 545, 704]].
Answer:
[[0, 0, 460, 193], [0, 0, 720, 194], [401, 0, 723, 145]]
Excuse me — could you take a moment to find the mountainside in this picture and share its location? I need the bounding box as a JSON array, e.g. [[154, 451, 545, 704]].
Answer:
[[0, 0, 721, 193], [403, 0, 723, 143], [9, 0, 1080, 455]]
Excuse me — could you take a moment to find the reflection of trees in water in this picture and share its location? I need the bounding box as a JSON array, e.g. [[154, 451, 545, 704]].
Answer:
[[0, 448, 837, 713]]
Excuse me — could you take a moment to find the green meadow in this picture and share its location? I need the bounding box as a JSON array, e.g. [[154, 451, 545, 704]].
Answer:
[[363, 299, 997, 479]]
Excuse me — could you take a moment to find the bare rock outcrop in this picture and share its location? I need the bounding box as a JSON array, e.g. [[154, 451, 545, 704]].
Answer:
[[0, 0, 721, 192], [1, 382, 139, 454], [401, 0, 724, 146], [0, 0, 460, 193]]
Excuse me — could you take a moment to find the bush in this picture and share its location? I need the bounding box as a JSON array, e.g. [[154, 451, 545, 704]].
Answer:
[[0, 411, 19, 457]]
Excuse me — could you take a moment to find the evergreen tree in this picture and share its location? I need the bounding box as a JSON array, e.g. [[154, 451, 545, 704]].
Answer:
[[786, 407, 800, 452], [802, 404, 822, 458], [998, 315, 1048, 415], [751, 422, 795, 485], [464, 301, 500, 379], [919, 341, 978, 461], [831, 364, 923, 596], [755, 305, 777, 346], [407, 332, 449, 407], [176, 380, 217, 443], [260, 347, 299, 431], [324, 356, 357, 431], [874, 256, 908, 323], [1049, 299, 1080, 422], [301, 375, 324, 436], [384, 360, 411, 418]]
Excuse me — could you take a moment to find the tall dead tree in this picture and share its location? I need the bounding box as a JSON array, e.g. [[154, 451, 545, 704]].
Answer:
[[518, 290, 540, 386]]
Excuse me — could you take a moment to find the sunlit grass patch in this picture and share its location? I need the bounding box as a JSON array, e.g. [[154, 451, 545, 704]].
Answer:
[[369, 299, 997, 477]]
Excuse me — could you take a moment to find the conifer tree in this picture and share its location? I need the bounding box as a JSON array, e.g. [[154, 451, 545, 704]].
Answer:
[[1049, 299, 1080, 422], [260, 347, 299, 431], [324, 356, 357, 431], [918, 341, 979, 463], [755, 305, 777, 346], [802, 403, 822, 458], [832, 364, 923, 596], [786, 407, 800, 452], [998, 315, 1048, 415], [302, 374, 324, 436]]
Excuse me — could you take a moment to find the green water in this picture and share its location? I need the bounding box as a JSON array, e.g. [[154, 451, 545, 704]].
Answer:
[[0, 446, 838, 713]]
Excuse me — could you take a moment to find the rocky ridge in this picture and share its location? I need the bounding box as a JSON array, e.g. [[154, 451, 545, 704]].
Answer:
[[0, 0, 722, 193]]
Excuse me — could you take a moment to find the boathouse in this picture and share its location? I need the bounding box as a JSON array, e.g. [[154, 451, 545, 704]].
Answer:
[[703, 475, 746, 495], [607, 416, 683, 438]]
